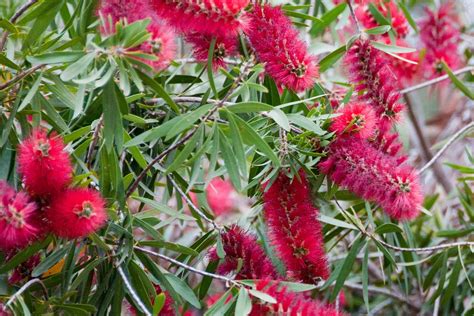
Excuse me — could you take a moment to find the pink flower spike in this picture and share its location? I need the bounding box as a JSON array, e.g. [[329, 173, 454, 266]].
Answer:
[[47, 188, 107, 239], [208, 225, 278, 280], [206, 177, 237, 216], [185, 33, 238, 70], [244, 5, 318, 92], [18, 129, 73, 197], [419, 2, 462, 78], [263, 170, 329, 283], [320, 137, 422, 221], [150, 0, 249, 37], [331, 102, 376, 139], [345, 39, 405, 132], [0, 183, 40, 251]]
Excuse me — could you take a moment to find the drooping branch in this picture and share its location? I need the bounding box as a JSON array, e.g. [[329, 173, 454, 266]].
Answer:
[[3, 278, 48, 312], [401, 66, 474, 95], [334, 200, 474, 253], [0, 0, 39, 51], [0, 64, 45, 91], [420, 121, 474, 174]]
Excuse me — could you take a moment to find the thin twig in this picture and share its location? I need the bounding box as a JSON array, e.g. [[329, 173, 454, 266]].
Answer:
[[420, 121, 474, 174], [0, 64, 45, 91], [86, 116, 103, 169], [344, 282, 421, 310], [174, 58, 240, 66], [401, 66, 474, 95], [134, 246, 238, 286], [117, 265, 152, 316], [0, 0, 39, 51], [165, 171, 221, 230], [3, 278, 49, 311], [404, 95, 453, 193], [334, 200, 474, 253], [347, 0, 361, 33]]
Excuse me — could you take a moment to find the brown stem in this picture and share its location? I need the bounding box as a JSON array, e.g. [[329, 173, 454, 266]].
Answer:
[[0, 64, 45, 91], [404, 95, 453, 193], [0, 0, 39, 51]]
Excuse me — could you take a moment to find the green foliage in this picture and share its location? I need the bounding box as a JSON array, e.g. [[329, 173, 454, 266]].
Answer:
[[0, 1, 473, 315]]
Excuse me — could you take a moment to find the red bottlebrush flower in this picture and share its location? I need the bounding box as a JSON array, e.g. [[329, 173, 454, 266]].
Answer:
[[263, 171, 329, 283], [330, 102, 376, 139], [208, 225, 278, 280], [0, 183, 40, 251], [8, 253, 40, 284], [419, 3, 461, 78], [206, 178, 236, 216], [47, 188, 107, 239], [345, 39, 404, 132], [250, 280, 342, 316], [370, 129, 408, 164], [356, 1, 408, 38], [185, 33, 238, 70], [18, 129, 73, 197], [150, 0, 249, 37], [383, 38, 419, 85], [244, 5, 318, 92], [320, 137, 422, 220], [137, 19, 177, 71], [97, 0, 176, 71]]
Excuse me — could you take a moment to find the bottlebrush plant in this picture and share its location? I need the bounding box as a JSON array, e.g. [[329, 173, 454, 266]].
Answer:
[[0, 1, 473, 316]]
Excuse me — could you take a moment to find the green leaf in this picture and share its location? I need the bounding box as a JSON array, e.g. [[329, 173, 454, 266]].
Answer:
[[310, 3, 347, 36], [319, 214, 357, 230], [0, 54, 20, 70], [227, 102, 273, 113], [330, 235, 365, 301], [165, 274, 201, 309], [227, 112, 247, 177], [133, 197, 194, 220], [165, 104, 212, 141], [370, 41, 417, 54], [32, 247, 68, 277], [27, 51, 84, 65], [364, 25, 391, 35], [236, 288, 252, 316], [249, 289, 276, 304], [207, 37, 218, 97], [231, 114, 280, 166], [398, 1, 418, 33], [0, 236, 52, 274], [60, 52, 95, 81], [287, 114, 325, 135], [441, 62, 474, 99], [440, 257, 462, 305], [319, 45, 346, 72], [103, 80, 124, 152], [375, 223, 403, 235], [219, 128, 242, 191], [267, 108, 290, 131], [138, 71, 180, 113]]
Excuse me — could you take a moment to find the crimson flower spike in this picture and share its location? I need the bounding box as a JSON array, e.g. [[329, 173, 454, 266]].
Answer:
[[208, 225, 279, 280], [345, 38, 405, 133], [151, 0, 249, 37], [244, 4, 318, 92], [320, 137, 422, 221], [263, 170, 329, 283], [419, 2, 462, 78]]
